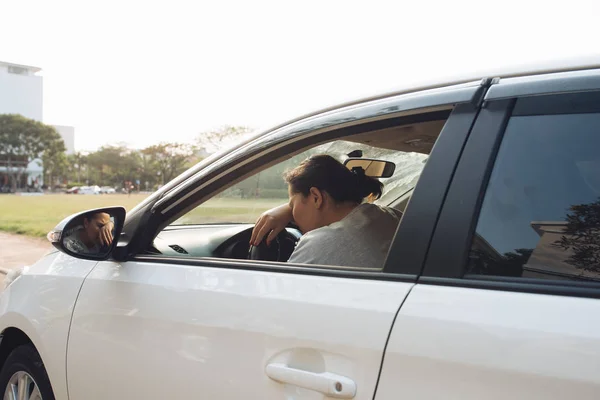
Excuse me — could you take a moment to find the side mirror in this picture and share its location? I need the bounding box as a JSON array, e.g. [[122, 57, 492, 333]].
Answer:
[[344, 158, 396, 178], [47, 206, 126, 261]]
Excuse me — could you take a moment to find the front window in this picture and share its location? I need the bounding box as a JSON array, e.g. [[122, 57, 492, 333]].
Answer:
[[171, 140, 427, 225]]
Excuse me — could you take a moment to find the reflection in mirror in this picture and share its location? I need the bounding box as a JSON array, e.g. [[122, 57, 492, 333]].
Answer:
[[61, 211, 117, 258], [344, 158, 395, 178]]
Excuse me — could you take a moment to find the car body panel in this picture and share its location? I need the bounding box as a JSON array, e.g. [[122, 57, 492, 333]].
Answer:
[[67, 260, 413, 399], [376, 284, 600, 399], [0, 252, 98, 400]]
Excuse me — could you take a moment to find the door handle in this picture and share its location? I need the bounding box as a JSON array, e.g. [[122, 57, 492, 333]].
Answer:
[[265, 363, 356, 399]]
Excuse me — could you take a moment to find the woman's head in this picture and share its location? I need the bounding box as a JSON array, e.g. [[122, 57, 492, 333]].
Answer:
[[82, 212, 111, 247], [284, 154, 383, 233]]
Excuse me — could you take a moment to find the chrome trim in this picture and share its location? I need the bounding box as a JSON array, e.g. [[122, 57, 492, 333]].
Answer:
[[485, 68, 600, 100]]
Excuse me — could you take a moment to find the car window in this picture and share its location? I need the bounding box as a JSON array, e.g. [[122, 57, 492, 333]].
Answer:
[[171, 140, 427, 225], [467, 111, 600, 281]]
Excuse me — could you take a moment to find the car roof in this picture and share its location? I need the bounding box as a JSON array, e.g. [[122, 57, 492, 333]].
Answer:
[[305, 54, 600, 120]]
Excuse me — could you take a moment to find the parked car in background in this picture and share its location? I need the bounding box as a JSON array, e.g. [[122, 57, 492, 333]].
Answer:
[[78, 185, 101, 195], [1, 57, 600, 399], [66, 186, 80, 194], [100, 186, 116, 194]]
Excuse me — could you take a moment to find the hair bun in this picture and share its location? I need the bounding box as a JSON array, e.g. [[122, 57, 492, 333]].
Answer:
[[284, 154, 383, 203], [351, 166, 367, 180]]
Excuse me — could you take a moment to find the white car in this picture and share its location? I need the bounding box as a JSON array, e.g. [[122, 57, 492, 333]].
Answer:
[[77, 185, 101, 195], [100, 186, 116, 194], [2, 57, 600, 400]]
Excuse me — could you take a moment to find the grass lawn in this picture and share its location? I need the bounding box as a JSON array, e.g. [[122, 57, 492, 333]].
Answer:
[[0, 194, 284, 238], [175, 197, 284, 225]]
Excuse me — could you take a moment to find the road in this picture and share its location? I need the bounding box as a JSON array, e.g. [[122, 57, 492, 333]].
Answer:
[[0, 232, 52, 285]]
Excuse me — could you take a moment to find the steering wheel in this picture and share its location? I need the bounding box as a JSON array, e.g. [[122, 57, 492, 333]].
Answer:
[[247, 228, 300, 262], [247, 237, 280, 261]]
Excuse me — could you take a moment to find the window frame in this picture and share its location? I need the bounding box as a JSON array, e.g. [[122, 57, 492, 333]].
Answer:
[[121, 81, 487, 279], [421, 82, 600, 297], [132, 110, 454, 280]]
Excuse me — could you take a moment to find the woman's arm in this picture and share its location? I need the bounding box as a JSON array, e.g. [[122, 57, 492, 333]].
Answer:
[[250, 203, 293, 246]]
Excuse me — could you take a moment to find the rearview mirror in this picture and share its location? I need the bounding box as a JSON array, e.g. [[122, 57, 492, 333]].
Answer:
[[344, 158, 396, 178], [47, 207, 126, 260]]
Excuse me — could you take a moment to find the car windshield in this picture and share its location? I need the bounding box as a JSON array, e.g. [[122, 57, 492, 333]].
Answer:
[[315, 141, 428, 206]]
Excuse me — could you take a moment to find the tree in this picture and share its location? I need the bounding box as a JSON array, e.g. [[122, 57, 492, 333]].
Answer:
[[196, 125, 253, 153], [42, 139, 68, 189], [87, 145, 141, 187], [142, 142, 196, 185], [0, 114, 66, 191], [554, 198, 600, 273], [67, 152, 88, 184]]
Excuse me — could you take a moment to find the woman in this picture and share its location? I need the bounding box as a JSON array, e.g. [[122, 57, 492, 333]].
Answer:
[[250, 154, 402, 269], [63, 212, 114, 255]]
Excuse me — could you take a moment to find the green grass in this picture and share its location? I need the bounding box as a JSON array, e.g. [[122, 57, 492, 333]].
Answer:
[[0, 194, 148, 238], [0, 194, 284, 238], [175, 197, 284, 224]]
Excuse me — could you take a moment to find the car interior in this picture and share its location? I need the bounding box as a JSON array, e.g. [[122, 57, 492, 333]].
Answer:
[[144, 113, 450, 266]]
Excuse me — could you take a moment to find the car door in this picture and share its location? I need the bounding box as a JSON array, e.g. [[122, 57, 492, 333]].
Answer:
[[376, 69, 600, 399], [64, 82, 484, 400], [69, 259, 416, 400]]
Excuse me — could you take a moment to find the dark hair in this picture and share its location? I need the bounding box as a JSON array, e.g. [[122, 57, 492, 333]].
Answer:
[[284, 154, 383, 203]]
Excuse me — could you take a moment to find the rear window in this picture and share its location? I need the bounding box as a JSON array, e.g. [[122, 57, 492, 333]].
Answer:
[[467, 110, 600, 281]]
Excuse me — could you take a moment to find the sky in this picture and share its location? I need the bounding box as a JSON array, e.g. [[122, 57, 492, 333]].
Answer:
[[1, 0, 599, 151]]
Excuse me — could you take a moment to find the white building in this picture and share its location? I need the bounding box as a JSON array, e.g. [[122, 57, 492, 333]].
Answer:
[[52, 125, 75, 155], [0, 61, 43, 121], [0, 61, 75, 189]]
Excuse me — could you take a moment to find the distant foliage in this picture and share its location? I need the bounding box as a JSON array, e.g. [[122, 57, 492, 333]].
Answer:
[[53, 126, 253, 190], [0, 114, 66, 190]]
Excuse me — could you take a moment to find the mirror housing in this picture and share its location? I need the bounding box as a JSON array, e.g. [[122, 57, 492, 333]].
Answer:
[[344, 158, 396, 178], [47, 206, 126, 261]]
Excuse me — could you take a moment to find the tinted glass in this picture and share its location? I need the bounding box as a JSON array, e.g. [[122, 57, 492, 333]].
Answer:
[[468, 112, 600, 281]]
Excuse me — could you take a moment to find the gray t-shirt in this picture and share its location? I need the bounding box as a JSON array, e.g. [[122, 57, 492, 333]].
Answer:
[[288, 203, 402, 269]]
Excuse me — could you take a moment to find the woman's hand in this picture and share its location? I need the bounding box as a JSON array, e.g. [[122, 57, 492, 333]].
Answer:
[[250, 204, 293, 246], [99, 221, 114, 247]]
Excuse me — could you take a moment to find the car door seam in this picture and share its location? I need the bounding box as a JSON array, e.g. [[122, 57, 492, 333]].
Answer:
[[371, 282, 415, 400], [64, 260, 100, 400]]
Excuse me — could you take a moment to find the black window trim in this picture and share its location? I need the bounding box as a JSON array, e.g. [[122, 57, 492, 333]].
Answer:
[[421, 89, 600, 297], [384, 101, 484, 275], [421, 99, 515, 279], [132, 254, 418, 283], [418, 276, 600, 299]]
